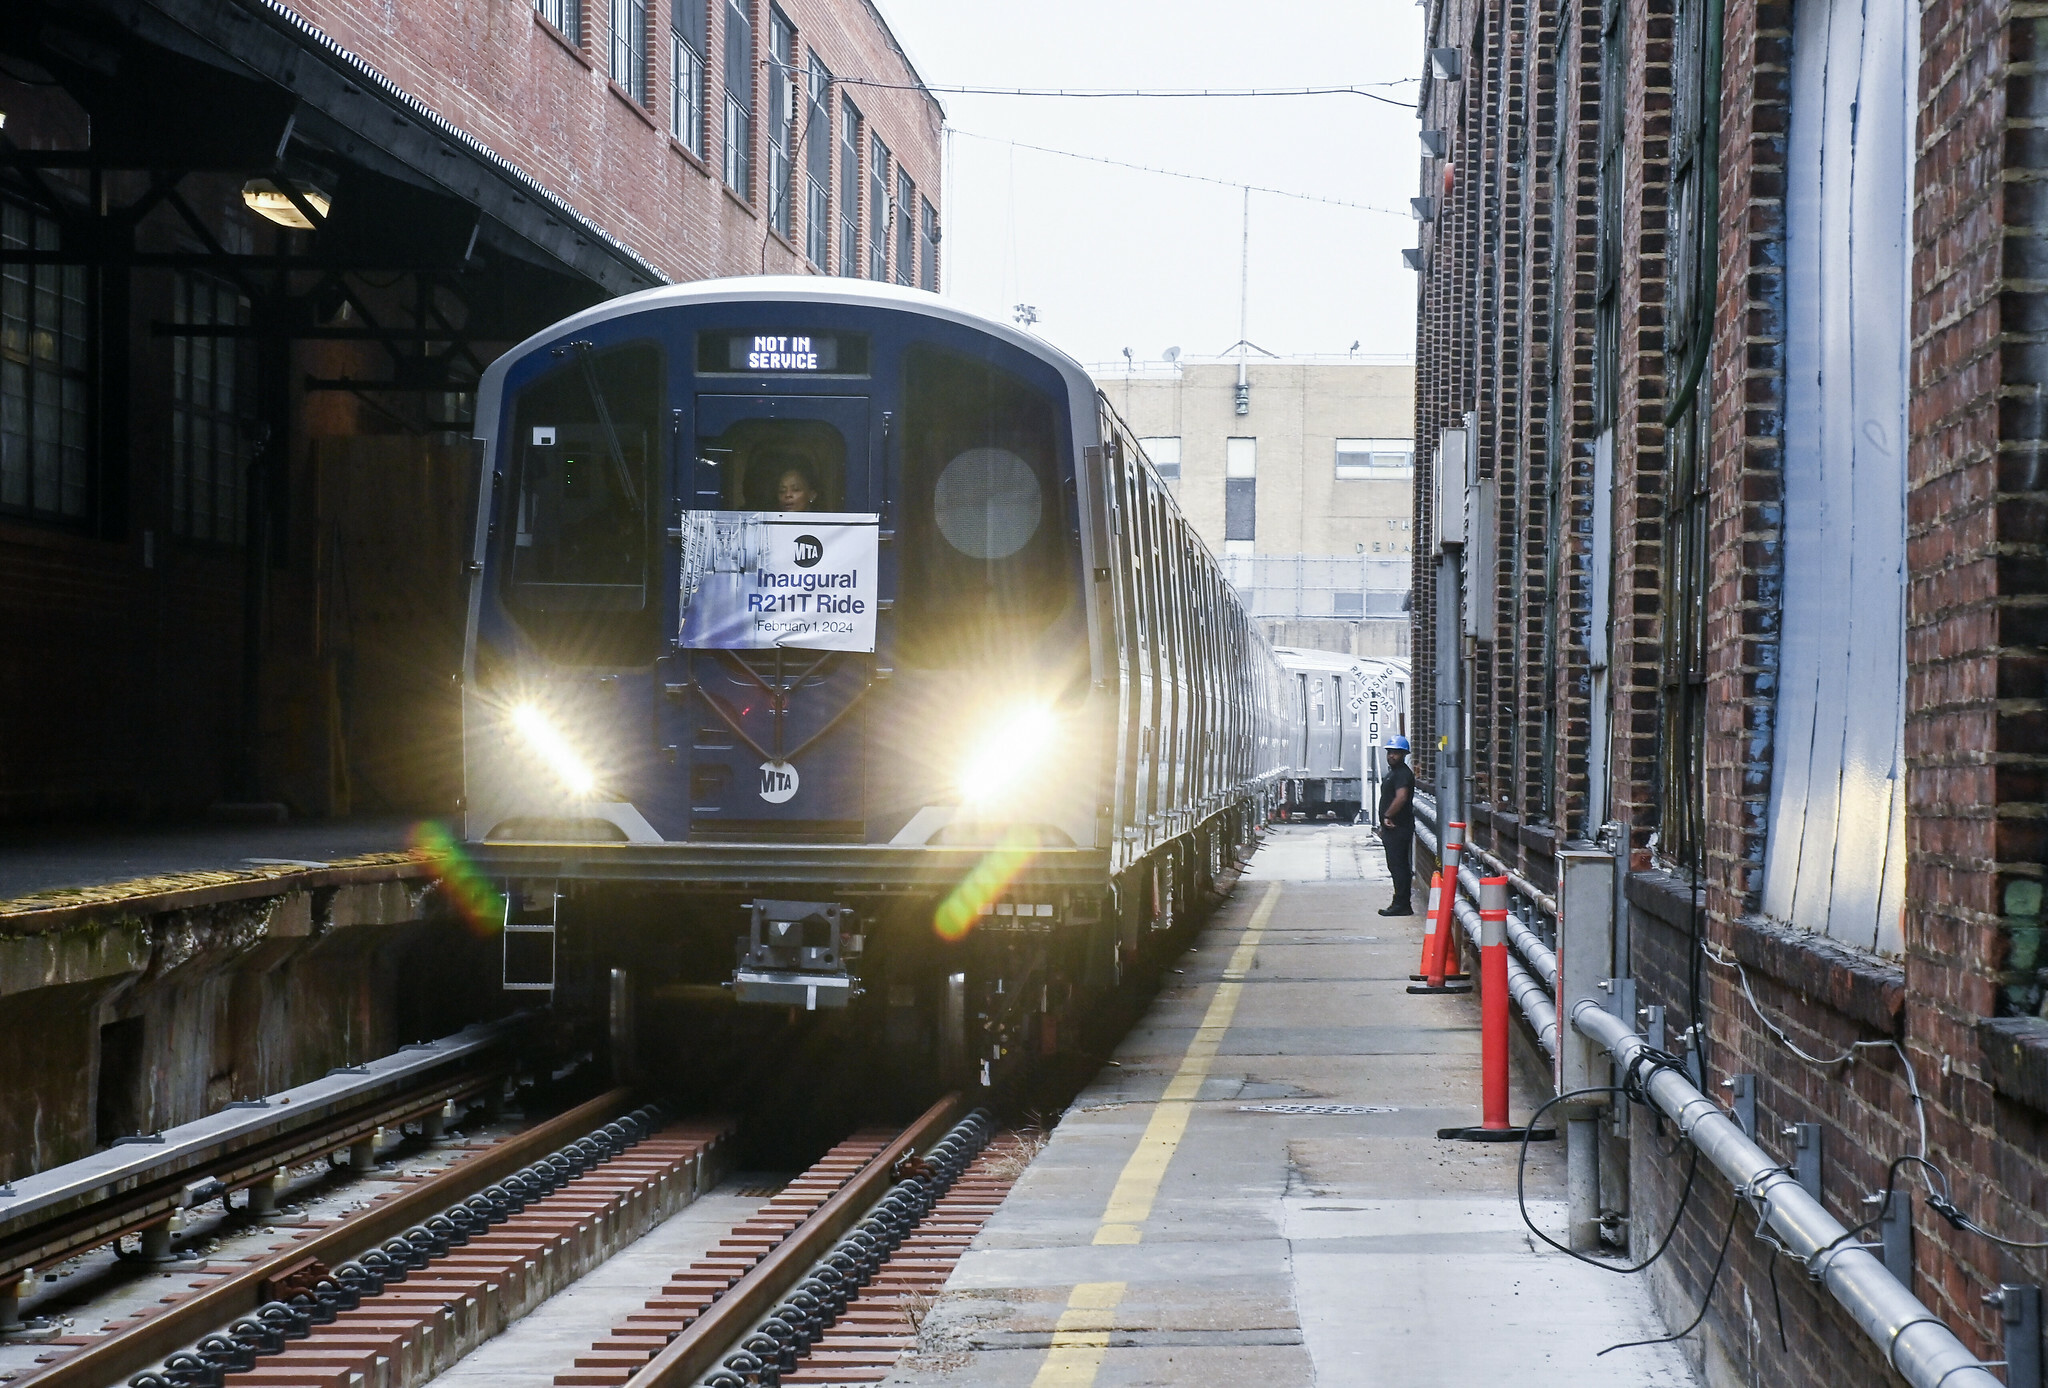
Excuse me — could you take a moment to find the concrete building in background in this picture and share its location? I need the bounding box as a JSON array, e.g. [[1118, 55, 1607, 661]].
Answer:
[[1093, 357, 1416, 656]]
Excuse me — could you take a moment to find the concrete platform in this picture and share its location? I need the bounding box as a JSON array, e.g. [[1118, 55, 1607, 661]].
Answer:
[[0, 816, 422, 905], [888, 825, 1697, 1387]]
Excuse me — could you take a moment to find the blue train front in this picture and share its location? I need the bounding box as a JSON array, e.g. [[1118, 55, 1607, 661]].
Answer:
[[460, 278, 1283, 1093]]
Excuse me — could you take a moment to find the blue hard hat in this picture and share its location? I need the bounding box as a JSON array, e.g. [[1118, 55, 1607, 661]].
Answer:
[[1387, 736, 1410, 752]]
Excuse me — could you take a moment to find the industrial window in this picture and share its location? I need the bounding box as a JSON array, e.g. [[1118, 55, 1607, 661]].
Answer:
[[1139, 436, 1180, 480], [868, 133, 890, 281], [0, 200, 88, 522], [171, 273, 254, 544], [671, 0, 707, 156], [535, 0, 579, 43], [1335, 437, 1413, 479], [838, 99, 861, 277], [1224, 436, 1255, 541], [1760, 0, 1911, 953], [805, 54, 832, 268], [610, 0, 648, 101], [722, 0, 752, 197], [895, 168, 916, 287], [767, 9, 794, 238], [919, 196, 939, 291]]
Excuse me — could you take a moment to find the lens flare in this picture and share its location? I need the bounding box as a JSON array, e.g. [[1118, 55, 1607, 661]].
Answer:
[[933, 827, 1041, 941], [512, 703, 598, 797], [957, 705, 1059, 804], [411, 820, 504, 936]]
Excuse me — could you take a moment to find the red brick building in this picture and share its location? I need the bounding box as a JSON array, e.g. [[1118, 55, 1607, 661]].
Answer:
[[1410, 0, 2048, 1373], [0, 0, 940, 822]]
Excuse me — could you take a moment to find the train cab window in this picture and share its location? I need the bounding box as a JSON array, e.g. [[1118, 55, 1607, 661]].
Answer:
[[696, 419, 848, 511], [899, 344, 1071, 666], [504, 340, 663, 664]]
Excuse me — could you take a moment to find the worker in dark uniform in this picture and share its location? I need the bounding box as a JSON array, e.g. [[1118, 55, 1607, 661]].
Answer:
[[1377, 736, 1415, 916]]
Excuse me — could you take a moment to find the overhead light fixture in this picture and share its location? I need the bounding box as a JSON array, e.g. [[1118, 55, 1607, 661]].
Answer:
[[1402, 248, 1424, 270], [1420, 130, 1448, 158], [1430, 47, 1464, 80], [241, 178, 330, 230], [1412, 196, 1437, 222]]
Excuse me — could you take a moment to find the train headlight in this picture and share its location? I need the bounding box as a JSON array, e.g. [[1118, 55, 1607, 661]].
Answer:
[[957, 705, 1060, 806], [510, 704, 598, 798]]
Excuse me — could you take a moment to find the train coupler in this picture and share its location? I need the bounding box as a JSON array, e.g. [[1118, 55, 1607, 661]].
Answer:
[[732, 899, 861, 1010]]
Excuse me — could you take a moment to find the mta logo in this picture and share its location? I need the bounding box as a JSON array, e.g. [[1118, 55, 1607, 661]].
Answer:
[[758, 760, 799, 803], [793, 535, 823, 567]]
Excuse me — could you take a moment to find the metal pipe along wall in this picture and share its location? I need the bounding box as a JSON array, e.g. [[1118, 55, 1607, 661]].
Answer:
[[1569, 1000, 2000, 1388]]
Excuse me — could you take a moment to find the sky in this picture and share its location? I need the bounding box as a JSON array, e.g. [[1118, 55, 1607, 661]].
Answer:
[[871, 0, 1426, 369]]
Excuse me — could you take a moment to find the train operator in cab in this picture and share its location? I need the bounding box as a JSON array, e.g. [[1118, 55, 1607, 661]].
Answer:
[[775, 462, 820, 512], [1377, 736, 1415, 916]]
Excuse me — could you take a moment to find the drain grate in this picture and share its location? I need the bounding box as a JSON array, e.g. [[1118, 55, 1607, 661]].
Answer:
[[1235, 1103, 1399, 1115]]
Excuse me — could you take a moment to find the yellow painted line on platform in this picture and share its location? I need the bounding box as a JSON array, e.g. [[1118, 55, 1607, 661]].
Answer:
[[1091, 884, 1280, 1245], [1028, 1281, 1127, 1387]]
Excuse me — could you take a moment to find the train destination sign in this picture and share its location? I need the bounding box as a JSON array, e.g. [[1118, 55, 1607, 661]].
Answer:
[[677, 510, 880, 652], [698, 330, 871, 375]]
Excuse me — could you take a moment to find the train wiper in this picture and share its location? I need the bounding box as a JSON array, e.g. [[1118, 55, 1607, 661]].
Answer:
[[564, 338, 640, 508]]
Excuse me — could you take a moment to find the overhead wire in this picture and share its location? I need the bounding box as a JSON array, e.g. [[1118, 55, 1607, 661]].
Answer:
[[830, 77, 1420, 106], [950, 129, 1408, 216]]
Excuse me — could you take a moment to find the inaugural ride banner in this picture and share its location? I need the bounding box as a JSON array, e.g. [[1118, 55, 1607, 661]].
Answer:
[[678, 511, 880, 652]]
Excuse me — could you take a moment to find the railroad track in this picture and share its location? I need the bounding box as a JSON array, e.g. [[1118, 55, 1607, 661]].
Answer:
[[20, 1093, 1036, 1388], [550, 1099, 1029, 1388], [1, 1021, 523, 1321], [14, 1091, 733, 1388]]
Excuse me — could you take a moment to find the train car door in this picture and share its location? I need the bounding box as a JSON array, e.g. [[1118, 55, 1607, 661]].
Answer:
[[665, 393, 876, 841]]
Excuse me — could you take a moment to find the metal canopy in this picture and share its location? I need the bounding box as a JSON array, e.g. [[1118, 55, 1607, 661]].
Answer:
[[0, 0, 667, 296]]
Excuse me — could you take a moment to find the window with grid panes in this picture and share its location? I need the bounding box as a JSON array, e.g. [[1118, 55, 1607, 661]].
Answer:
[[894, 168, 915, 286], [0, 199, 89, 522], [671, 0, 707, 155], [838, 99, 861, 275], [805, 54, 832, 267], [611, 0, 648, 100], [1592, 0, 1626, 431], [919, 196, 938, 291], [722, 0, 752, 196], [868, 132, 890, 280], [1658, 0, 1714, 869], [171, 274, 254, 544], [767, 9, 794, 236], [535, 0, 579, 43]]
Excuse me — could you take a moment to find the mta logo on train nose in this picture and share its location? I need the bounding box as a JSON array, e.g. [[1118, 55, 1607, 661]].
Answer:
[[793, 535, 823, 567], [759, 760, 800, 803]]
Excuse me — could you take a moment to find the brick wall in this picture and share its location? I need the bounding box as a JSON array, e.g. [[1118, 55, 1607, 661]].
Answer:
[[1410, 0, 2048, 1369], [283, 0, 942, 287]]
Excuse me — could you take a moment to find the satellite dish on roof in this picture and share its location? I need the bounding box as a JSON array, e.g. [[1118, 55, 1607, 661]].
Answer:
[[1163, 346, 1182, 362]]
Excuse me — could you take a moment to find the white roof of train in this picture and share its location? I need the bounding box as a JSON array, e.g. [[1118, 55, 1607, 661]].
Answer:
[[1272, 647, 1410, 677]]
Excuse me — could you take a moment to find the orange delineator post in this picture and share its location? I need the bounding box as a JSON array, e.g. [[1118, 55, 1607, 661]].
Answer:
[[1408, 823, 1471, 994], [1479, 875, 1511, 1130], [1410, 872, 1469, 982], [1438, 874, 1552, 1142]]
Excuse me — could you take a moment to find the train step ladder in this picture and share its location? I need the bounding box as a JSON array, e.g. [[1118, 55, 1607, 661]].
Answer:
[[503, 882, 559, 994]]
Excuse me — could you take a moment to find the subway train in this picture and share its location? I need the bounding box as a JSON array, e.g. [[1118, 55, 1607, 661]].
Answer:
[[457, 277, 1300, 1090], [1270, 649, 1410, 823]]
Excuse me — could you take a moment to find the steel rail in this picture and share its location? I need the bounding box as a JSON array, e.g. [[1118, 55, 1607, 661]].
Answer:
[[1571, 1002, 2000, 1388], [633, 1092, 963, 1387], [21, 1088, 639, 1388]]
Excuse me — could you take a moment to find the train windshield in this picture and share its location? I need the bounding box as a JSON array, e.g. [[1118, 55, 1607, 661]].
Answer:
[[898, 345, 1070, 667], [503, 340, 663, 664]]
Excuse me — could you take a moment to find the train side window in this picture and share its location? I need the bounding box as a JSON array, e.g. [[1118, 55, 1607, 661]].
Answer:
[[899, 344, 1072, 667], [504, 340, 663, 664]]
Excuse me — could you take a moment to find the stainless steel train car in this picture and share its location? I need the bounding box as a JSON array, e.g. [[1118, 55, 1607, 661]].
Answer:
[[458, 278, 1297, 1088], [1271, 648, 1410, 823]]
